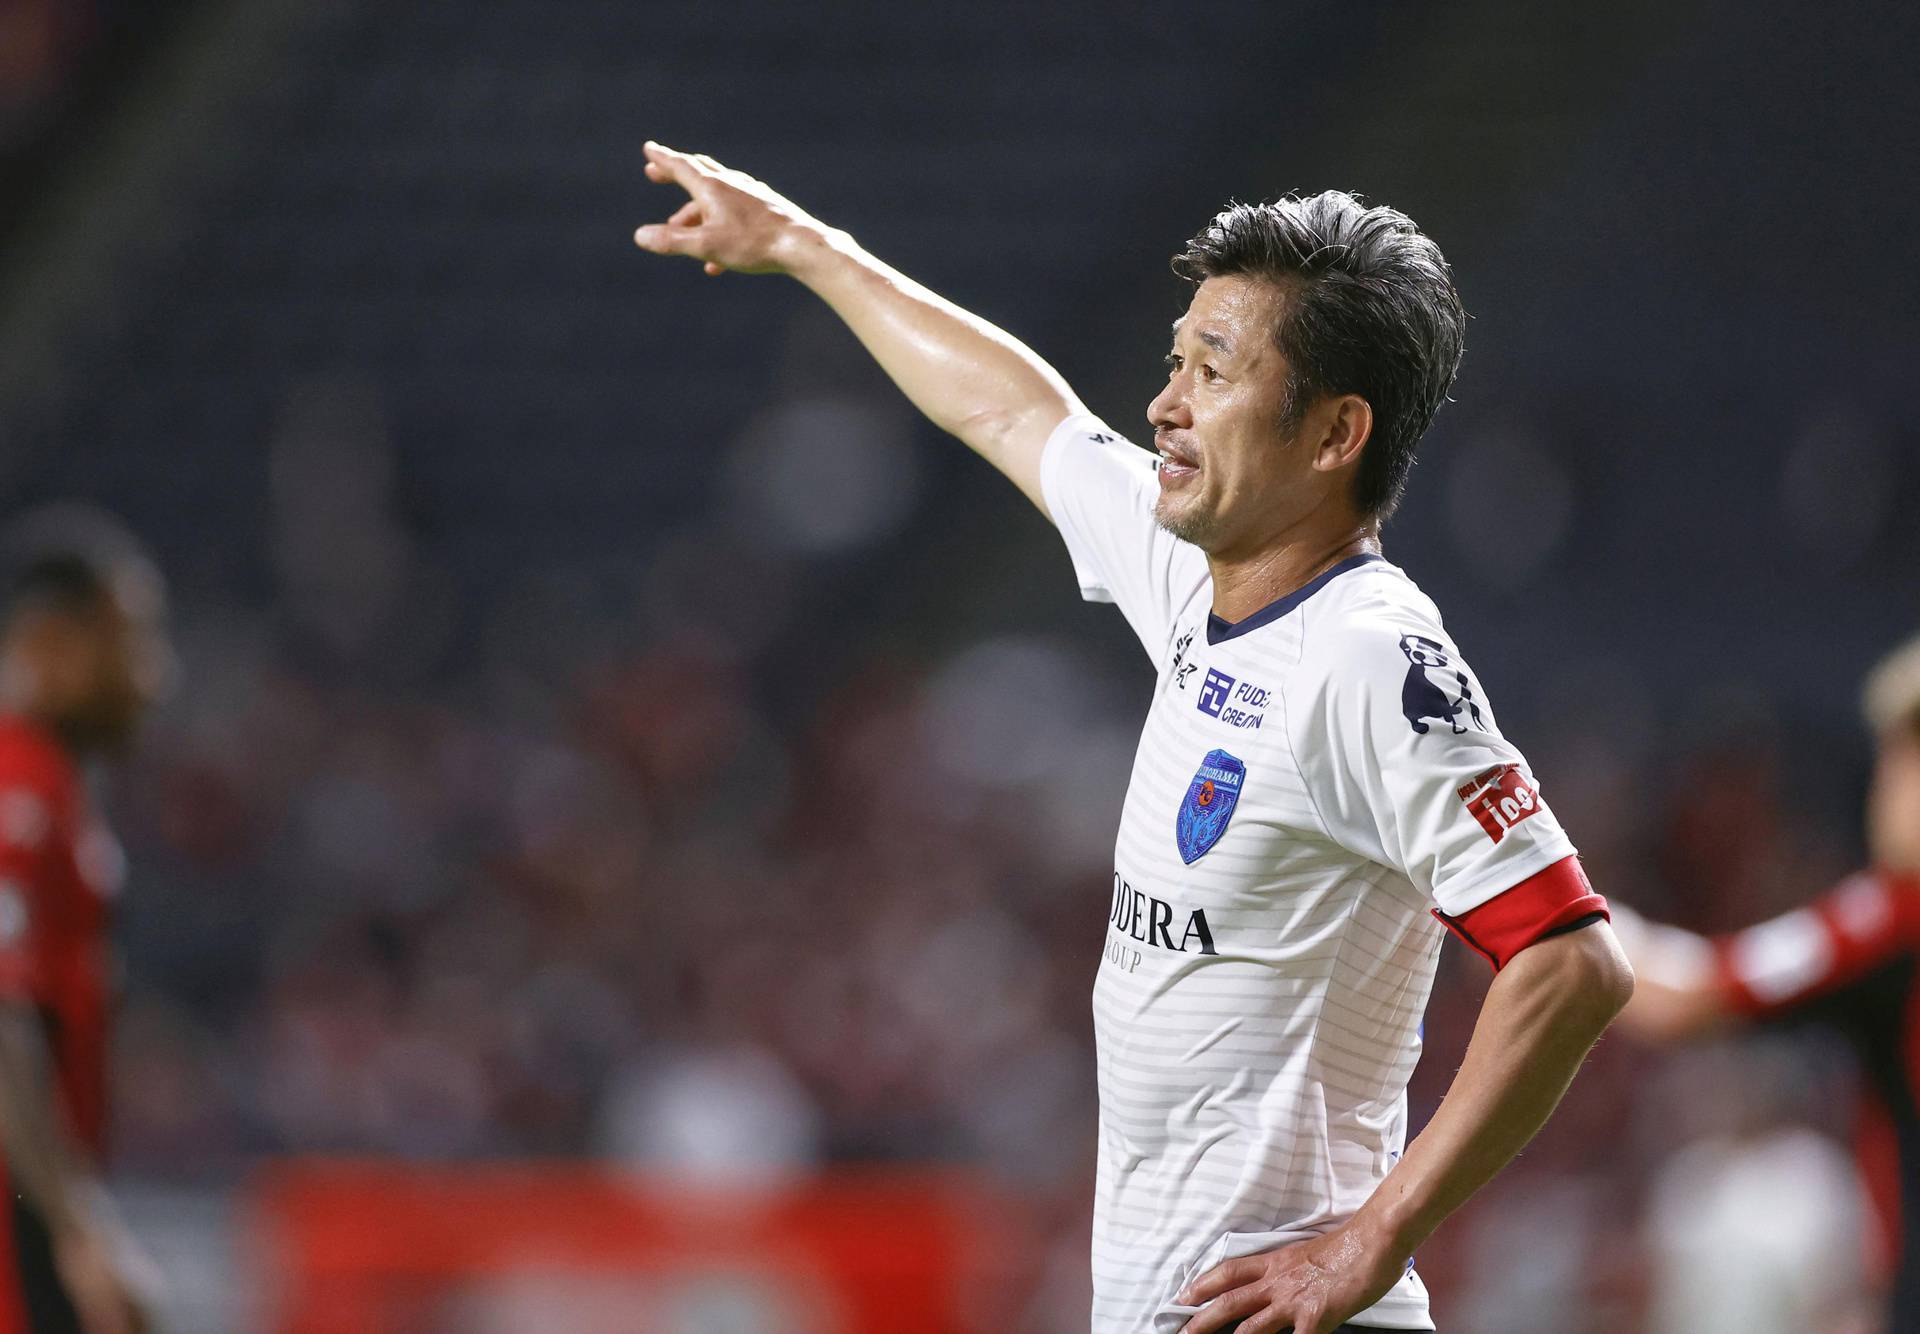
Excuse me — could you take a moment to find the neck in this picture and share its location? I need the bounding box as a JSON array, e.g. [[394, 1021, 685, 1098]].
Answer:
[[1206, 518, 1380, 625]]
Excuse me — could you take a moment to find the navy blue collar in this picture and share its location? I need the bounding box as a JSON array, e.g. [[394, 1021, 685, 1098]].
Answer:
[[1205, 552, 1384, 645]]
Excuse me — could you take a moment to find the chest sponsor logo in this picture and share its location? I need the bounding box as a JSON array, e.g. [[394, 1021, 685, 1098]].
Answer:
[[1197, 667, 1234, 715], [1105, 873, 1218, 972], [1195, 669, 1268, 729], [1399, 633, 1486, 736], [1457, 763, 1544, 844], [1176, 748, 1245, 864]]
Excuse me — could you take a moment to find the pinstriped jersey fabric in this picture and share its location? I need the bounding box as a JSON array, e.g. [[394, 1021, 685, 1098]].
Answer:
[[1040, 417, 1577, 1333]]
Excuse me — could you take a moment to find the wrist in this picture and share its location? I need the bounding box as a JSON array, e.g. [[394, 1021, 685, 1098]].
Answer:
[[778, 223, 853, 285], [1353, 1177, 1433, 1261]]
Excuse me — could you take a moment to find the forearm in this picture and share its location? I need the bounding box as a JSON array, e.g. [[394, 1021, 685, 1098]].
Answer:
[[0, 1009, 86, 1233], [783, 227, 1081, 510], [1356, 925, 1633, 1256]]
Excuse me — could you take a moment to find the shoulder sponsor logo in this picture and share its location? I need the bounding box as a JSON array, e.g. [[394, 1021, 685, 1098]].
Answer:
[[1399, 633, 1486, 736], [1457, 763, 1544, 844]]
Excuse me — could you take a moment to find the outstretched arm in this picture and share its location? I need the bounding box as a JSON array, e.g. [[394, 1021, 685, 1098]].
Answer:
[[1179, 924, 1633, 1334], [1611, 864, 1920, 1043], [632, 142, 1083, 515]]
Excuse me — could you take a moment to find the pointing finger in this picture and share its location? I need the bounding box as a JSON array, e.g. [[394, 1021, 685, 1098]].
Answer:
[[640, 141, 713, 197]]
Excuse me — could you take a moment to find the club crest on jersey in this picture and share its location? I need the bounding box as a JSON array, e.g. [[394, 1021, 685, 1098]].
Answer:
[[1176, 749, 1245, 864]]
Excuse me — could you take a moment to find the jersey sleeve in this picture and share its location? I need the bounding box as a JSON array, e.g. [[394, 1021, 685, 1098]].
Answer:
[[1712, 870, 1920, 1020], [1039, 413, 1209, 659], [1307, 617, 1602, 968]]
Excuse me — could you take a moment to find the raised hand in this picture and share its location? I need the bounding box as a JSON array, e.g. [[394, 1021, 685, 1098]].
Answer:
[[626, 137, 1079, 511], [632, 141, 826, 277]]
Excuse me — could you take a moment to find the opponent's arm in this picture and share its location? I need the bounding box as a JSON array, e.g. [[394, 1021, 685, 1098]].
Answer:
[[0, 1005, 83, 1233], [0, 1009, 144, 1334], [1606, 901, 1735, 1039], [632, 142, 1083, 514], [1180, 924, 1633, 1334]]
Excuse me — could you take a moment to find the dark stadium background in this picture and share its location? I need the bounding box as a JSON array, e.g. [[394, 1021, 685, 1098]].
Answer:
[[2, 1, 1916, 1329]]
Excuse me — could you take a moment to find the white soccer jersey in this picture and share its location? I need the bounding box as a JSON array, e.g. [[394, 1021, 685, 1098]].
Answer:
[[1040, 415, 1582, 1333]]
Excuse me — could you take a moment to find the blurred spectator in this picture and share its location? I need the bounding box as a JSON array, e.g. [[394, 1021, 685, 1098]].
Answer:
[[1642, 1044, 1869, 1334]]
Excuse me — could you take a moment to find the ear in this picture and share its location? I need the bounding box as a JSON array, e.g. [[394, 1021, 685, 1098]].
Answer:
[[1308, 394, 1373, 475]]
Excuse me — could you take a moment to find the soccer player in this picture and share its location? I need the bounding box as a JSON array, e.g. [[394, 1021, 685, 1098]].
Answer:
[[0, 513, 168, 1334], [633, 143, 1633, 1333], [1612, 634, 1920, 1327]]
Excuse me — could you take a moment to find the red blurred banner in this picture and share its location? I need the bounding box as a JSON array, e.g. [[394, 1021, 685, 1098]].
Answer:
[[250, 1161, 1041, 1334]]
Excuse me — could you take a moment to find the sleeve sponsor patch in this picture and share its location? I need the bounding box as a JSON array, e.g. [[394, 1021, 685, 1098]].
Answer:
[[1456, 763, 1544, 844]]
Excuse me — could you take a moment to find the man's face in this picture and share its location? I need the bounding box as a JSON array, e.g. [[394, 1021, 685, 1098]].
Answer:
[[1147, 275, 1322, 558], [1868, 725, 1920, 873], [31, 573, 172, 755]]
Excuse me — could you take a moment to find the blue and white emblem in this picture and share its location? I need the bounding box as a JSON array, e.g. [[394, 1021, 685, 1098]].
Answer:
[[1176, 748, 1246, 865]]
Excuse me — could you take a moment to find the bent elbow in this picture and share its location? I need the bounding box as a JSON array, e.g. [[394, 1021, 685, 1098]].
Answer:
[[1519, 923, 1635, 1034], [1570, 925, 1636, 1030], [1598, 948, 1637, 1022]]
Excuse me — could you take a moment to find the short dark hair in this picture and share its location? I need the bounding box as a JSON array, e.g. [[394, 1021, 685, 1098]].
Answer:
[[1171, 192, 1467, 521], [0, 506, 159, 627]]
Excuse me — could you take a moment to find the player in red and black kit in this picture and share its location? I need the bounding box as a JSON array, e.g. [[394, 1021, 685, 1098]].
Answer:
[[0, 513, 169, 1334], [1615, 632, 1920, 1328]]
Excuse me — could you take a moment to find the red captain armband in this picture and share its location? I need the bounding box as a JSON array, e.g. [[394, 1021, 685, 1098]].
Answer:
[[1433, 856, 1610, 972]]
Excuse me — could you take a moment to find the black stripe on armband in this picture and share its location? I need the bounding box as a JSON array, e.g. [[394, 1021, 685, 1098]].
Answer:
[[1537, 911, 1607, 943]]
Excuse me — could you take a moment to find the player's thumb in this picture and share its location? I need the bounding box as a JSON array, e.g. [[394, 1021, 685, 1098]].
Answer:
[[632, 223, 701, 256]]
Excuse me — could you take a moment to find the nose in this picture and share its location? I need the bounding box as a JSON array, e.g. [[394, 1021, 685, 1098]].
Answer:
[[1147, 374, 1191, 435]]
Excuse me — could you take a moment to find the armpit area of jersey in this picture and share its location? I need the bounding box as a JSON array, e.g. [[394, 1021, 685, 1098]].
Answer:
[[1433, 855, 1609, 971]]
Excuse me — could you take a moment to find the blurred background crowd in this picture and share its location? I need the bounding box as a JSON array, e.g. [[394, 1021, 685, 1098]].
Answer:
[[2, 0, 1918, 1329]]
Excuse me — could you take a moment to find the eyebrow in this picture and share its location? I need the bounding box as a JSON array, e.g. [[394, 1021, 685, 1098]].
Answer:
[[1169, 319, 1235, 358]]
